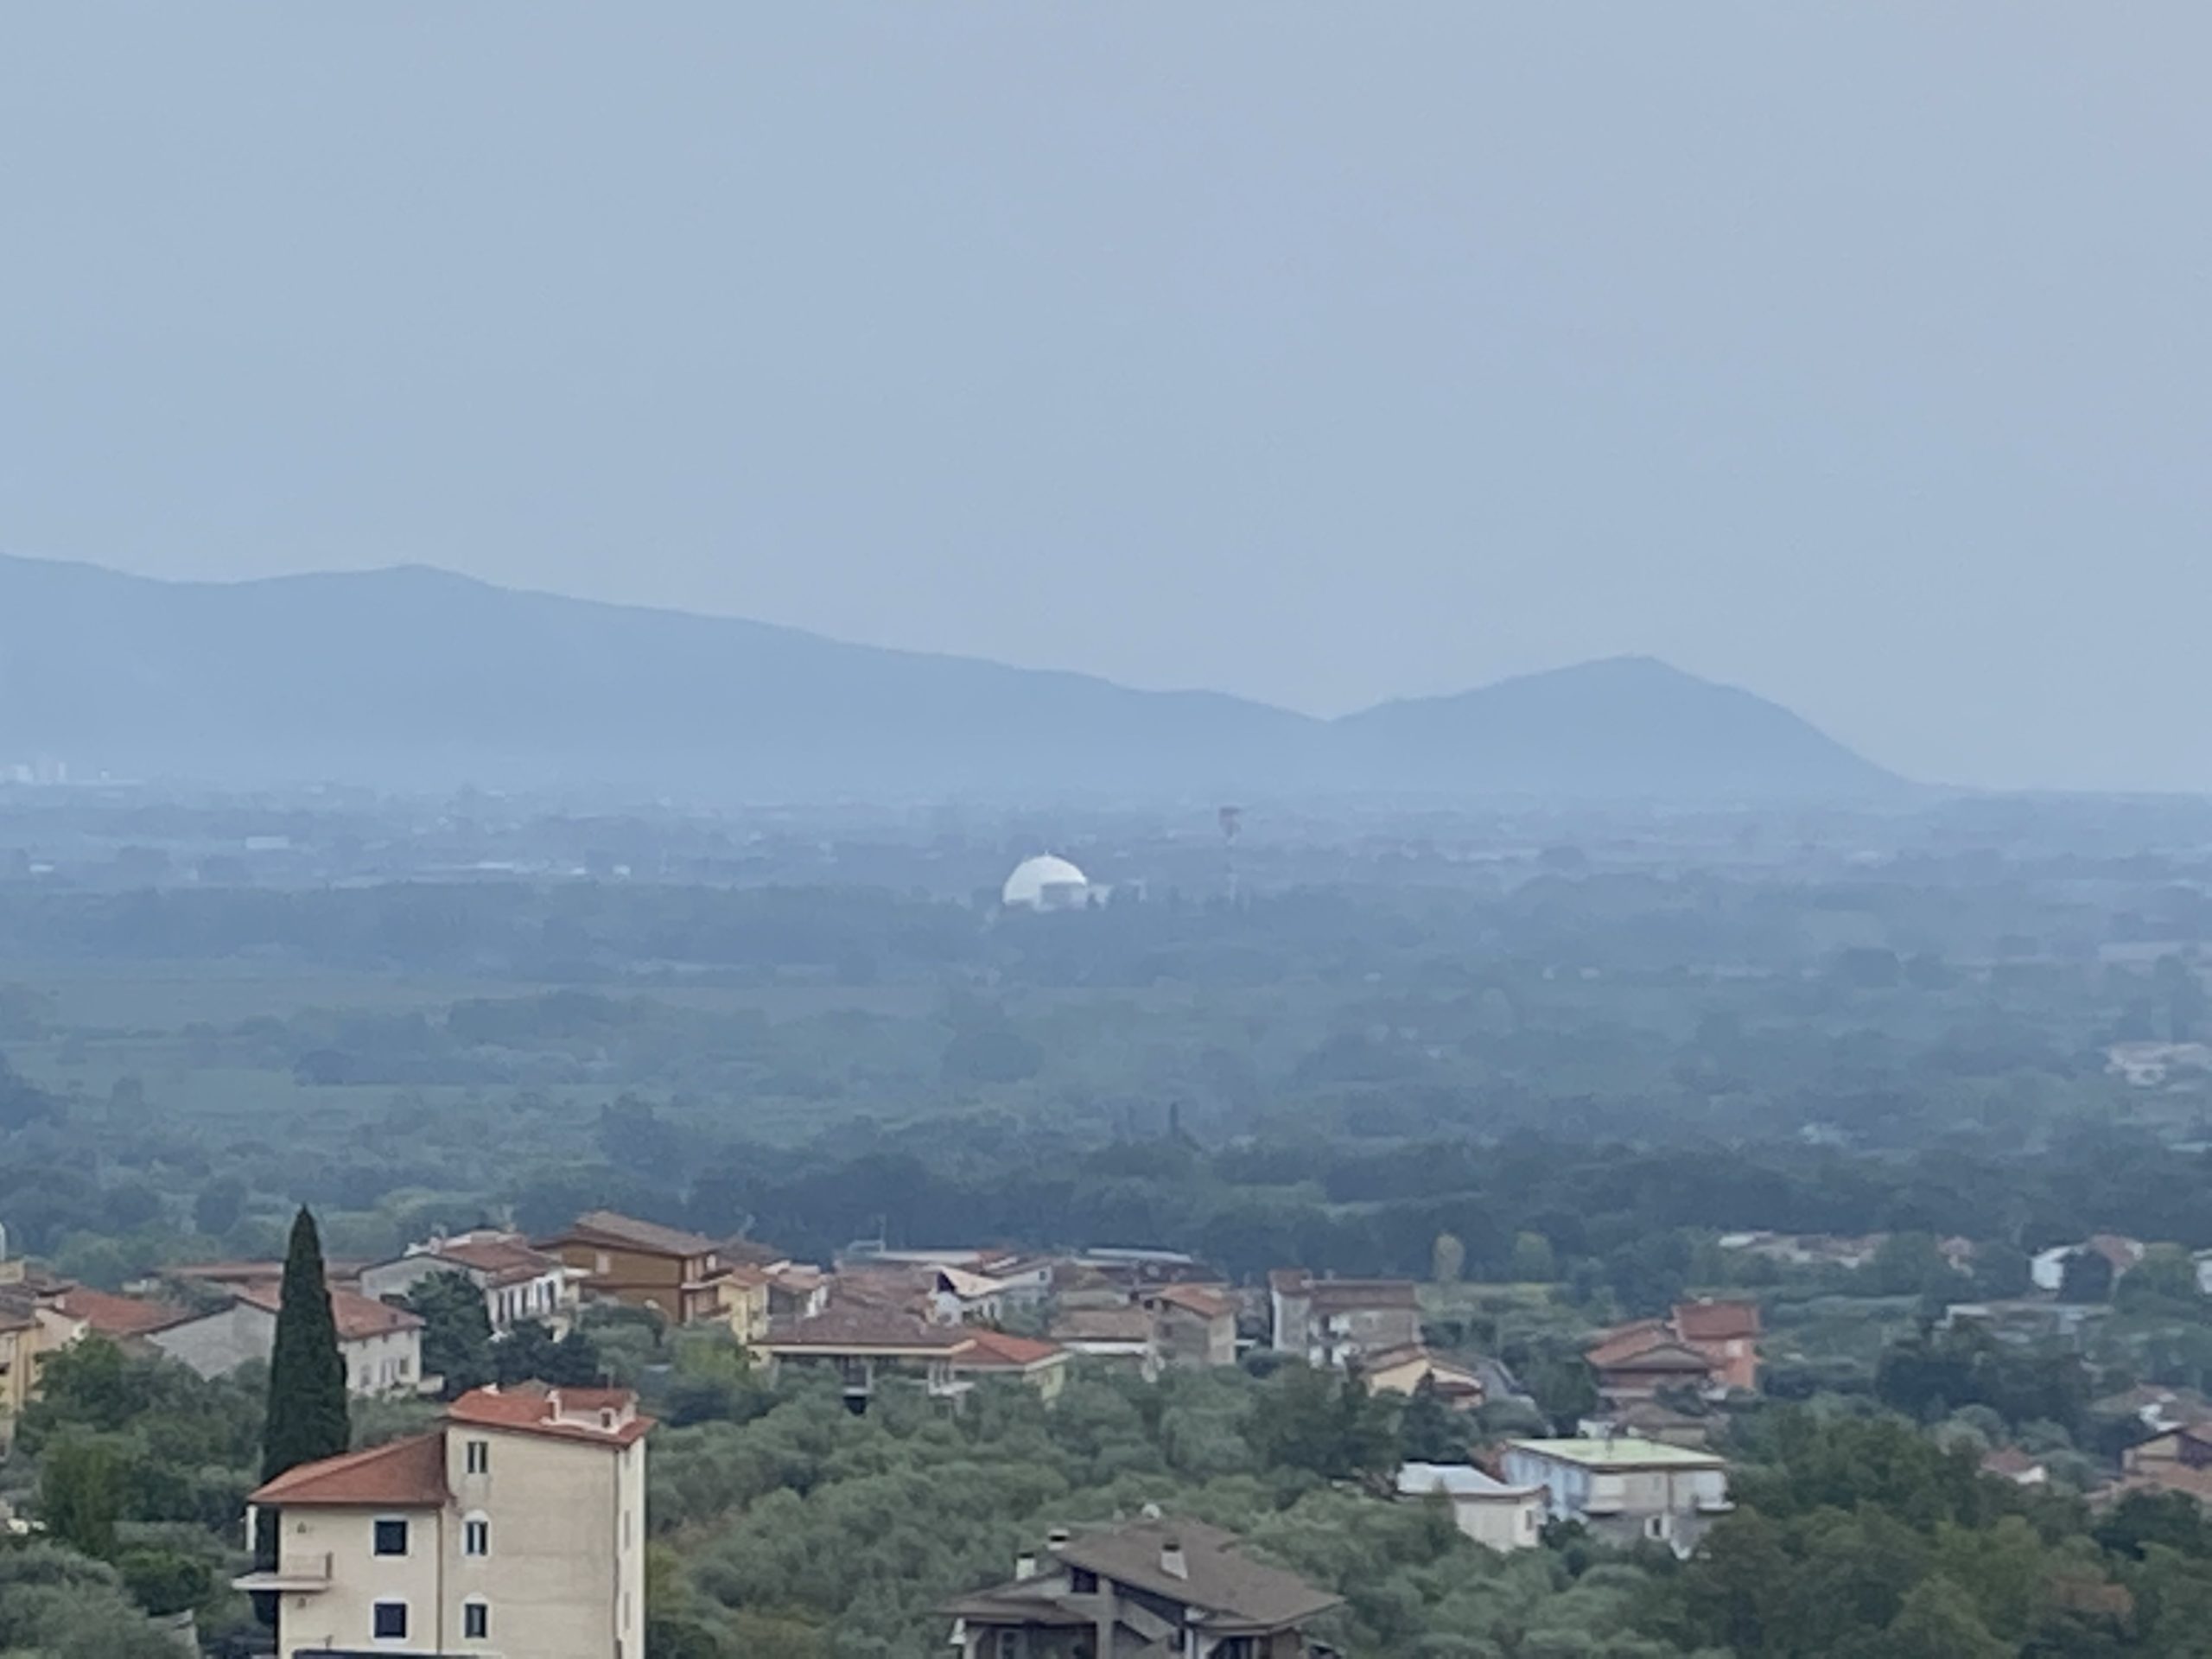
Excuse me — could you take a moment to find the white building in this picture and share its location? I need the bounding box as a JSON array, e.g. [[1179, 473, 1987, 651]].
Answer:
[[1501, 1437, 1730, 1557], [1395, 1462, 1547, 1553], [238, 1382, 650, 1659], [359, 1230, 582, 1336], [2031, 1235, 2146, 1294], [1001, 855, 1092, 912], [147, 1286, 423, 1397]]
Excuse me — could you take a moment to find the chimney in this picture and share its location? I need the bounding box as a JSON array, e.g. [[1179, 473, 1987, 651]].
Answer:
[[1014, 1551, 1039, 1581], [1046, 1528, 1071, 1552], [1160, 1538, 1188, 1580]]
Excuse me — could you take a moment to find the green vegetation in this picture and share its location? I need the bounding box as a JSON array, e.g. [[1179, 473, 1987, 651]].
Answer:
[[261, 1206, 348, 1482], [4, 832, 2212, 1654]]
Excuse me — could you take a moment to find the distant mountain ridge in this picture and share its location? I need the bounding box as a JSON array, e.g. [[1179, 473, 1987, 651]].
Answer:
[[0, 554, 1900, 800]]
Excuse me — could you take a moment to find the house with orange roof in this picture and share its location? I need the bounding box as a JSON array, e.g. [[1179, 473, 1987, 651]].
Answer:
[[754, 1307, 976, 1411], [236, 1382, 650, 1659], [359, 1229, 584, 1337], [1586, 1300, 1763, 1401], [147, 1283, 424, 1396], [1141, 1283, 1238, 1369], [949, 1329, 1071, 1402], [539, 1210, 732, 1325], [1669, 1299, 1762, 1393], [51, 1286, 188, 1347]]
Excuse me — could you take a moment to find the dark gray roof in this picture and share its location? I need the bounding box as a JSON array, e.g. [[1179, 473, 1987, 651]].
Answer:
[[1055, 1518, 1340, 1630]]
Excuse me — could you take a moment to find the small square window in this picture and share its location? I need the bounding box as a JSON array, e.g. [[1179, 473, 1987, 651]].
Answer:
[[466, 1440, 489, 1475], [464, 1601, 490, 1640], [373, 1600, 408, 1639], [372, 1518, 409, 1556]]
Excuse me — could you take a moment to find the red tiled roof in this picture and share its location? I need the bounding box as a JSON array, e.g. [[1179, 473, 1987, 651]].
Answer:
[[719, 1237, 793, 1269], [1583, 1320, 1670, 1369], [548, 1210, 718, 1260], [1673, 1299, 1761, 1342], [1052, 1306, 1154, 1344], [1306, 1279, 1420, 1313], [1150, 1284, 1235, 1319], [249, 1433, 448, 1507], [234, 1285, 423, 1344], [434, 1236, 563, 1287], [760, 1308, 975, 1354], [55, 1287, 188, 1338], [446, 1382, 654, 1447], [955, 1330, 1066, 1370], [1590, 1339, 1714, 1376]]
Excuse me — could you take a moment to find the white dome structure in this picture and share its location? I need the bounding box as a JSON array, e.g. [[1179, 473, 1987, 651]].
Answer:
[[1001, 854, 1090, 911]]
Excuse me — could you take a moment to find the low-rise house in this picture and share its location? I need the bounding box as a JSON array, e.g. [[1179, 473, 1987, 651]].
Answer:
[[2119, 1425, 2212, 1503], [541, 1210, 731, 1325], [754, 1307, 976, 1410], [717, 1264, 773, 1344], [950, 1329, 1071, 1402], [1363, 1344, 1490, 1412], [932, 1265, 1013, 1325], [946, 1514, 1342, 1659], [235, 1382, 650, 1659], [358, 1230, 582, 1336], [1068, 1247, 1222, 1289], [1268, 1270, 1421, 1370], [1049, 1306, 1160, 1379], [1670, 1299, 1761, 1393], [766, 1263, 831, 1322], [2094, 1384, 2212, 1437], [1585, 1324, 1719, 1402], [718, 1236, 795, 1273], [148, 1285, 424, 1396], [1502, 1437, 1731, 1556], [1586, 1300, 1762, 1400], [0, 1287, 65, 1439], [51, 1286, 188, 1350], [2031, 1235, 2147, 1294], [1396, 1462, 1547, 1552], [1981, 1446, 2051, 1486], [1144, 1284, 1238, 1370]]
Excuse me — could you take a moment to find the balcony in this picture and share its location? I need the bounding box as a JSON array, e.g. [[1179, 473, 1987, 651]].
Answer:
[[231, 1550, 333, 1593]]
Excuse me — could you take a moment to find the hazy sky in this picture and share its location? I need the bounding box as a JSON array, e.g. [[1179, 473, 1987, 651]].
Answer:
[[4, 6, 2208, 791]]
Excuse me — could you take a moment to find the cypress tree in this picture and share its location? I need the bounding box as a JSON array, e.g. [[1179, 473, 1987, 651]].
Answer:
[[261, 1205, 350, 1480]]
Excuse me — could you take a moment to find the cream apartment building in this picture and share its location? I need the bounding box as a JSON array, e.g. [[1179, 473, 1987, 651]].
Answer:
[[239, 1382, 651, 1658]]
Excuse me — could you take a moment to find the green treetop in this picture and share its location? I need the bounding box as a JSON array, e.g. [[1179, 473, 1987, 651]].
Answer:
[[261, 1205, 350, 1481]]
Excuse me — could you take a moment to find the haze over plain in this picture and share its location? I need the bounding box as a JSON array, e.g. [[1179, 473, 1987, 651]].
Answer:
[[3, 6, 2207, 791]]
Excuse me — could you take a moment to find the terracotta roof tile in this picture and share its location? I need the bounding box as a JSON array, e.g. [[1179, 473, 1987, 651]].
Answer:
[[54, 1287, 188, 1338], [550, 1210, 718, 1259], [249, 1433, 449, 1507], [234, 1285, 423, 1344], [955, 1330, 1066, 1370], [1587, 1336, 1715, 1375], [1672, 1299, 1761, 1341], [1052, 1306, 1154, 1344], [1150, 1284, 1235, 1319], [445, 1382, 654, 1446], [433, 1236, 563, 1287], [760, 1308, 974, 1353]]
